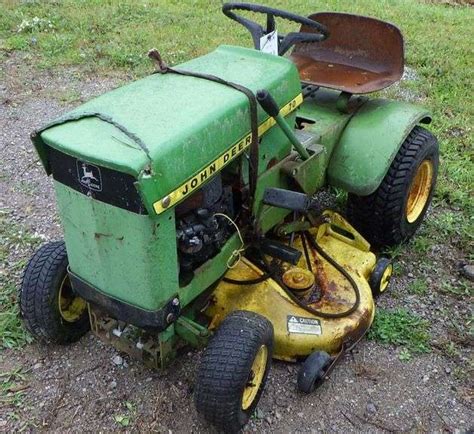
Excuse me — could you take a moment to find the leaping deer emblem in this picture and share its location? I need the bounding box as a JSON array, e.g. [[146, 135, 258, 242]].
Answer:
[[80, 163, 99, 184]]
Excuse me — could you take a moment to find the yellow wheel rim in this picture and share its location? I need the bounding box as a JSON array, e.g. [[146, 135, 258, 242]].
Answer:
[[380, 264, 393, 293], [406, 160, 434, 223], [242, 345, 268, 410], [58, 275, 87, 322]]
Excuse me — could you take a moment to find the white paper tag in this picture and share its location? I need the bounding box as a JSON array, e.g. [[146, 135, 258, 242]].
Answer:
[[259, 30, 278, 55], [287, 315, 322, 335]]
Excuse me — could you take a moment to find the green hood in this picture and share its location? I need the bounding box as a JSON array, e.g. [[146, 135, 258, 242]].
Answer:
[[34, 45, 301, 214]]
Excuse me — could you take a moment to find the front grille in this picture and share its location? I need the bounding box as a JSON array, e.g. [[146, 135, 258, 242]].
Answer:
[[47, 146, 148, 214]]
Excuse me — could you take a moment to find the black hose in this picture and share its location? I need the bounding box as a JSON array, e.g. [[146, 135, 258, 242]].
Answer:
[[283, 231, 360, 319], [221, 232, 361, 319]]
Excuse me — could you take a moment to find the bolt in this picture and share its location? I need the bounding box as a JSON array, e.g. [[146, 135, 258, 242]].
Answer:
[[162, 195, 171, 208], [166, 313, 175, 324], [292, 273, 305, 283], [172, 298, 180, 306]]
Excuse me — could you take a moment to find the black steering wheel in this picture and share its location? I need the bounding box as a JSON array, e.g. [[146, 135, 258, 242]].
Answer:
[[222, 2, 329, 56]]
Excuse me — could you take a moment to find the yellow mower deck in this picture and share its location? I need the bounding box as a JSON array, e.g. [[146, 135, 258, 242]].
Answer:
[[205, 211, 376, 361]]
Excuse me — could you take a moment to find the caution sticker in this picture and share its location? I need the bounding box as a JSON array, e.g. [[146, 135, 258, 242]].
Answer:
[[287, 315, 322, 335]]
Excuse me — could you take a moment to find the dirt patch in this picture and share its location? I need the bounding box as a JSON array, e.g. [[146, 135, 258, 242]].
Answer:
[[0, 52, 472, 432]]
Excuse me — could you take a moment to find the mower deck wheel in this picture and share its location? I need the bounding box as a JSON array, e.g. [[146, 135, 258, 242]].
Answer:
[[19, 241, 90, 344], [297, 351, 331, 394], [369, 257, 393, 297], [194, 310, 273, 433]]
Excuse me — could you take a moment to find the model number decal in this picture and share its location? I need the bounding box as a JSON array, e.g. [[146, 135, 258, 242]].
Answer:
[[153, 93, 303, 214], [287, 315, 322, 335]]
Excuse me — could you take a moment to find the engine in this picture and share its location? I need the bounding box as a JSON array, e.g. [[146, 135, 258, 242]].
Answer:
[[175, 175, 236, 281]]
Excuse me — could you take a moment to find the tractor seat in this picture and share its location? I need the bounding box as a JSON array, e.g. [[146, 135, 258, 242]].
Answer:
[[290, 13, 404, 94]]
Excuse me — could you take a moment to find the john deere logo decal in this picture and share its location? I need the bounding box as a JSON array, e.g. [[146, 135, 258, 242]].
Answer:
[[77, 160, 102, 192]]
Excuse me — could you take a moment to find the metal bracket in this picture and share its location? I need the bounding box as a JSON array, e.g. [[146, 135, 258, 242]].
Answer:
[[88, 305, 177, 369], [175, 316, 210, 348]]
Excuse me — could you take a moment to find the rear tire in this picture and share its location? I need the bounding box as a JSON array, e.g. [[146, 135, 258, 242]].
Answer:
[[194, 310, 273, 433], [19, 241, 90, 344], [347, 126, 438, 246]]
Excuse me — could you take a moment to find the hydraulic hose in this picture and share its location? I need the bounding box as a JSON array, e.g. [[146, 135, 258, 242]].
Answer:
[[221, 231, 361, 319]]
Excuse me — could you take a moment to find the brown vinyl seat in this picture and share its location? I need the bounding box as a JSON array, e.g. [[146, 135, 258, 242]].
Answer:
[[290, 13, 404, 94]]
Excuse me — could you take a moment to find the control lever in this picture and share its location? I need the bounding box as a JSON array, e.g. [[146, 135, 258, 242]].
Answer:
[[256, 89, 310, 160]]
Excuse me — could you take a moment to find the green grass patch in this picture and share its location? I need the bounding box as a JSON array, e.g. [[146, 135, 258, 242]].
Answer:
[[368, 308, 431, 355], [0, 367, 29, 408], [0, 214, 40, 349], [440, 280, 473, 297], [409, 278, 428, 295]]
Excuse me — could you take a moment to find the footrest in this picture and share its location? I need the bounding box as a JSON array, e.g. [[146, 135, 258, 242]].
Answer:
[[263, 187, 312, 212]]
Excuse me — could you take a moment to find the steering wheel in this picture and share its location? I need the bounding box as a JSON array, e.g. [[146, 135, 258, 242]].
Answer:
[[222, 3, 329, 56]]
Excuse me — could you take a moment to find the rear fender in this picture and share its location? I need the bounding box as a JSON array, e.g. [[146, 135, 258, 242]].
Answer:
[[327, 99, 431, 196]]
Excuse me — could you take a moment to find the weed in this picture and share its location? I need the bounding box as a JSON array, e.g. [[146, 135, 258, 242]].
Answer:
[[0, 367, 29, 410], [114, 415, 130, 427], [392, 262, 405, 278], [440, 281, 473, 297], [382, 244, 405, 261], [410, 234, 432, 255], [368, 308, 431, 354], [410, 278, 428, 295], [328, 186, 347, 209], [453, 366, 468, 381], [0, 214, 40, 349], [398, 348, 412, 362], [0, 281, 34, 349], [442, 341, 461, 359], [113, 400, 137, 428]]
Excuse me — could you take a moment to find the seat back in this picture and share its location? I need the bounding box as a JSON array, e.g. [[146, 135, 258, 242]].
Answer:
[[290, 13, 404, 94]]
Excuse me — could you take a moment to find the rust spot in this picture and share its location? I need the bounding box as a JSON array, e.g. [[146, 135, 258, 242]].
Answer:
[[291, 13, 403, 94], [342, 308, 372, 348], [94, 232, 124, 241], [266, 158, 279, 170]]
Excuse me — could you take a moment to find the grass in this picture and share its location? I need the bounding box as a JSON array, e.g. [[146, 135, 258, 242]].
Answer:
[[409, 278, 428, 295], [368, 308, 431, 356], [0, 214, 40, 349], [0, 367, 33, 428]]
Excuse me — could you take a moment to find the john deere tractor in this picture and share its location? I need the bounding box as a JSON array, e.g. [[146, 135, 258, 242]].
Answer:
[[20, 3, 438, 431]]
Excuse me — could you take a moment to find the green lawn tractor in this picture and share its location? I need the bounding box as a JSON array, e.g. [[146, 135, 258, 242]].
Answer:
[[20, 3, 439, 432]]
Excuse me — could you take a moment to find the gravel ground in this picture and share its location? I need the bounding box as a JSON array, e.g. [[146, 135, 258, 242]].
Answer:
[[0, 53, 472, 432]]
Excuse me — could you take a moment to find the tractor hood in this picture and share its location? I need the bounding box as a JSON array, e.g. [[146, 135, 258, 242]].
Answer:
[[33, 45, 301, 214]]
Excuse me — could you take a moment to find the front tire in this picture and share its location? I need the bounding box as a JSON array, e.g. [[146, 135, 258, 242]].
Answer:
[[347, 126, 439, 246], [19, 241, 90, 344], [194, 310, 273, 433]]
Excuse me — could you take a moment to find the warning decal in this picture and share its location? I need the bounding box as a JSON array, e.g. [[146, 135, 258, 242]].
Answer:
[[287, 315, 322, 335]]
